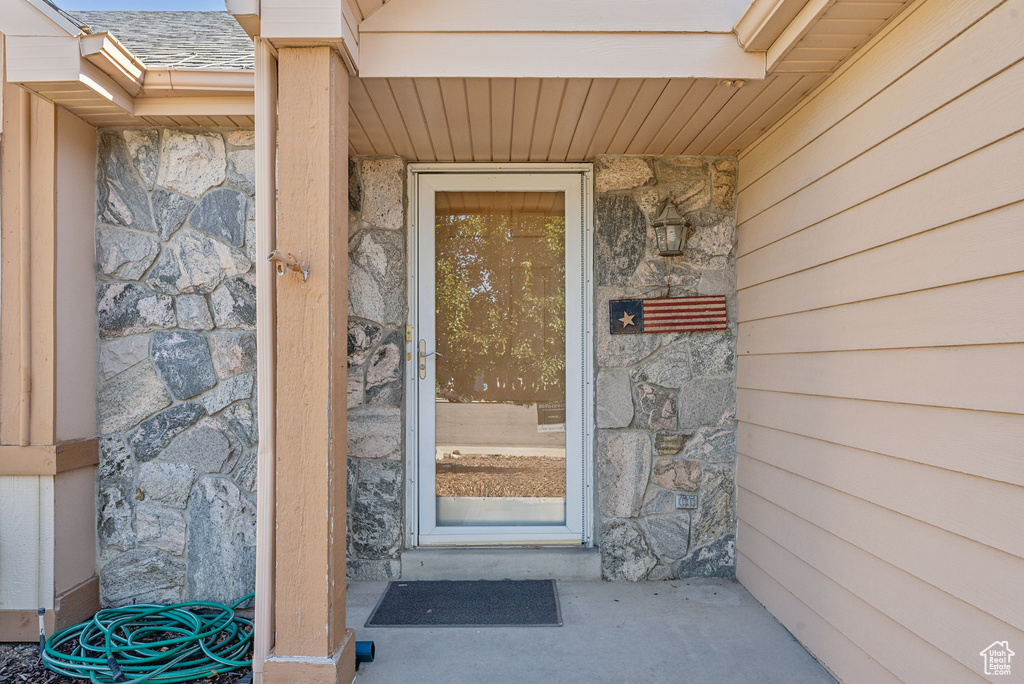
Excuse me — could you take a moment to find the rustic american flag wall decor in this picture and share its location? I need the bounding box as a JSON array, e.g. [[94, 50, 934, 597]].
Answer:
[[609, 296, 728, 334]]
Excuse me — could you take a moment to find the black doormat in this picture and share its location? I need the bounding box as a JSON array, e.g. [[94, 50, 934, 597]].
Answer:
[[365, 579, 561, 628]]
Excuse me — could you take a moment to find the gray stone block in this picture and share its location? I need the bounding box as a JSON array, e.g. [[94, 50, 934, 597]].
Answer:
[[156, 130, 226, 199], [221, 401, 257, 448], [651, 456, 701, 493], [99, 335, 151, 381], [348, 370, 365, 409], [630, 343, 690, 389], [690, 331, 734, 377], [175, 294, 214, 331], [161, 417, 240, 472], [675, 533, 735, 578], [594, 156, 654, 193], [145, 228, 251, 295], [596, 430, 650, 518], [127, 401, 206, 462], [678, 377, 735, 429], [201, 374, 254, 414], [692, 465, 735, 548], [152, 331, 217, 400], [136, 503, 187, 555], [348, 406, 402, 460], [185, 476, 256, 604], [151, 188, 196, 240], [123, 130, 159, 190], [98, 131, 157, 233], [600, 519, 656, 581], [96, 224, 160, 280], [348, 158, 361, 212], [189, 188, 247, 246], [227, 148, 255, 196], [227, 130, 254, 147], [97, 485, 135, 557], [595, 369, 633, 428], [633, 383, 678, 432], [98, 360, 172, 434], [347, 559, 400, 581], [101, 547, 185, 607], [348, 229, 406, 326], [360, 157, 404, 230], [646, 511, 691, 560], [594, 195, 646, 286], [352, 459, 403, 559], [654, 157, 708, 185], [711, 159, 737, 212], [348, 319, 383, 367], [209, 331, 257, 379], [682, 426, 736, 464], [98, 436, 133, 489], [683, 212, 735, 269], [210, 274, 256, 329], [98, 282, 176, 340], [138, 461, 198, 507], [365, 330, 403, 406], [640, 484, 676, 516], [231, 449, 258, 493]]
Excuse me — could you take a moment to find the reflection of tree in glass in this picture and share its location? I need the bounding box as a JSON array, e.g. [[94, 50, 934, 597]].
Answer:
[[435, 208, 566, 403]]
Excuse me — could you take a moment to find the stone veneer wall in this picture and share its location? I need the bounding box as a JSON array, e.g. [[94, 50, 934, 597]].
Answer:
[[593, 156, 738, 581], [95, 128, 259, 606], [95, 144, 736, 599], [345, 157, 408, 581]]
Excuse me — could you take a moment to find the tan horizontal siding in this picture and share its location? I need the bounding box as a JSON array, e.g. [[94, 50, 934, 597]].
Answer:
[[737, 552, 901, 684], [735, 0, 1024, 680], [739, 521, 992, 682]]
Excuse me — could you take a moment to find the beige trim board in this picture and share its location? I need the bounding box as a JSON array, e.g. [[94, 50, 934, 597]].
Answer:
[[264, 631, 356, 684], [0, 439, 99, 475], [0, 575, 98, 642]]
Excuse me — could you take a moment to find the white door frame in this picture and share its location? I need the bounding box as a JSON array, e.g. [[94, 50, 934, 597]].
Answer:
[[404, 163, 595, 547]]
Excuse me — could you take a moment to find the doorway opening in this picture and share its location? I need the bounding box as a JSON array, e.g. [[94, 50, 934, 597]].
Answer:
[[406, 165, 594, 547]]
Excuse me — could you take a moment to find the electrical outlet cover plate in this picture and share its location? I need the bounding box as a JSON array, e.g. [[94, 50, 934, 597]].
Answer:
[[676, 493, 698, 509]]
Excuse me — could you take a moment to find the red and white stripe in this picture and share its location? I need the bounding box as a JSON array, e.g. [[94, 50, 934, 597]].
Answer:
[[643, 296, 727, 332]]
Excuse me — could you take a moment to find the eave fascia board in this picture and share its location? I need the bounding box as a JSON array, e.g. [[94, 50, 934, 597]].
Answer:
[[766, 0, 838, 72], [258, 0, 359, 73], [225, 0, 261, 39], [358, 32, 765, 79], [734, 0, 807, 51], [133, 96, 254, 116], [141, 69, 255, 95], [360, 0, 751, 33], [79, 32, 145, 97]]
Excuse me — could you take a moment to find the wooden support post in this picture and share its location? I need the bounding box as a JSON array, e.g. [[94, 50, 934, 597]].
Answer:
[[263, 46, 354, 684]]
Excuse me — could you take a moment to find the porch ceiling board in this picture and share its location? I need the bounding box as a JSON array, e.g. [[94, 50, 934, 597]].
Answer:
[[348, 75, 829, 160]]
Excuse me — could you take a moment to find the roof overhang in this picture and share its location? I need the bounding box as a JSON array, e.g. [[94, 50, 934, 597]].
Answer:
[[2, 3, 255, 127]]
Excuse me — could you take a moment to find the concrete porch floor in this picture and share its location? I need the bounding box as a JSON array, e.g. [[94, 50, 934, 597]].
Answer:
[[346, 579, 837, 684]]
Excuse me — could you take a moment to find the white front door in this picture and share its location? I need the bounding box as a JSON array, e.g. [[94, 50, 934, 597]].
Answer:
[[408, 166, 593, 546]]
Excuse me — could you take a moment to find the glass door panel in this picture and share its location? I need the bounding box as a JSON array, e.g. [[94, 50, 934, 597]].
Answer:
[[433, 191, 567, 526]]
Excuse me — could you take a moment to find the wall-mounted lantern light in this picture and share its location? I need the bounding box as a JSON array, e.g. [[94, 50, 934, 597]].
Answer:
[[652, 204, 688, 256]]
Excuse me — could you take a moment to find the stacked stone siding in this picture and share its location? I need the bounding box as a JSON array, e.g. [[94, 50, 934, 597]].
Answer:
[[346, 157, 408, 581], [593, 156, 738, 581], [96, 144, 736, 600], [95, 128, 258, 607]]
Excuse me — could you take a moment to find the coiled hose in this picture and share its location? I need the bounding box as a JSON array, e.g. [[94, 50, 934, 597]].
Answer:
[[41, 594, 254, 683]]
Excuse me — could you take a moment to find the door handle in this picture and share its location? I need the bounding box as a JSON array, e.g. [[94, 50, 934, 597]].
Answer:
[[418, 340, 441, 379]]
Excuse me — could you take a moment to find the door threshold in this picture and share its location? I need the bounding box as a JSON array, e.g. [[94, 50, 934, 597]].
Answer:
[[401, 546, 601, 581]]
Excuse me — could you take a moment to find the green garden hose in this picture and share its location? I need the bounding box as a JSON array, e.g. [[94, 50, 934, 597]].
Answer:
[[41, 594, 254, 683]]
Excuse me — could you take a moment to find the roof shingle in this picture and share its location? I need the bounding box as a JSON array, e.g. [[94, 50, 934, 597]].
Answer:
[[73, 11, 254, 71]]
